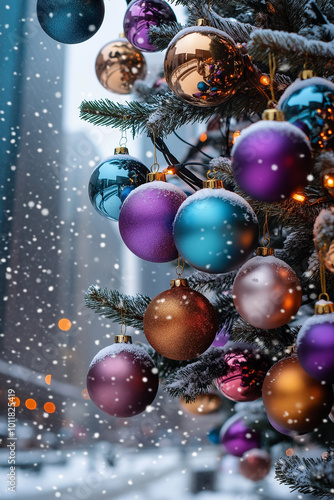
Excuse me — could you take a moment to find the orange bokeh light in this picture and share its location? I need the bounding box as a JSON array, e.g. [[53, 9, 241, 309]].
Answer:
[[199, 132, 208, 142], [44, 402, 56, 414], [286, 448, 294, 457], [45, 374, 52, 385], [260, 75, 270, 85], [25, 399, 37, 410], [81, 388, 90, 400], [58, 318, 72, 331], [292, 193, 306, 203], [9, 397, 20, 407]]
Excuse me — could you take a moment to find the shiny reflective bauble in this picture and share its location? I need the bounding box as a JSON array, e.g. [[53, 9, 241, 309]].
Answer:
[[119, 181, 187, 262], [164, 26, 245, 107], [232, 255, 302, 329], [95, 39, 147, 94], [278, 77, 334, 151], [143, 285, 218, 360], [219, 415, 261, 457], [262, 354, 333, 434], [297, 313, 334, 383], [231, 121, 313, 202], [87, 344, 159, 417], [239, 449, 272, 481], [180, 392, 222, 415], [88, 153, 149, 221], [215, 345, 271, 402], [37, 0, 105, 44], [124, 0, 176, 52], [173, 188, 258, 274]]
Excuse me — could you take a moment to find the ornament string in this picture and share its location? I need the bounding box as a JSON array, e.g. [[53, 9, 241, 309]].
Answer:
[[120, 299, 127, 336], [319, 262, 330, 301], [176, 254, 185, 278], [262, 212, 271, 248], [268, 52, 277, 107], [119, 116, 128, 148], [150, 129, 159, 173]]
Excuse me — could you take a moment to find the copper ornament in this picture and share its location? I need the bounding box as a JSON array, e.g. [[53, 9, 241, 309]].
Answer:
[[262, 354, 333, 434], [95, 39, 147, 94], [180, 392, 222, 415], [164, 26, 246, 107]]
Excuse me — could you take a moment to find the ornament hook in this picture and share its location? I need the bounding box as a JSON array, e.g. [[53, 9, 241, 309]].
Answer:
[[119, 116, 128, 148], [175, 254, 185, 278], [262, 212, 271, 248], [150, 129, 160, 173]]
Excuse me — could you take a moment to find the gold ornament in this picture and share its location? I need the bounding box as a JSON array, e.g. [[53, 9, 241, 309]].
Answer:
[[164, 22, 246, 107], [262, 354, 333, 434], [322, 240, 334, 273], [180, 392, 222, 415], [95, 39, 147, 94], [143, 279, 218, 360]]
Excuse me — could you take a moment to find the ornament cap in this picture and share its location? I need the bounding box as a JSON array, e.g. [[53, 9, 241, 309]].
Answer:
[[315, 299, 334, 315], [146, 172, 166, 182], [114, 146, 129, 155], [256, 247, 275, 256], [114, 335, 133, 344], [170, 278, 189, 288], [203, 179, 224, 189], [299, 69, 315, 80], [262, 108, 285, 121], [196, 18, 211, 26]]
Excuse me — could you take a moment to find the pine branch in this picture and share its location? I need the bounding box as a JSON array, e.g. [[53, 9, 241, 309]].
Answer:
[[148, 21, 183, 51], [248, 29, 334, 77], [164, 347, 227, 402], [188, 269, 238, 293], [211, 293, 240, 329], [138, 343, 190, 380], [275, 454, 334, 499], [84, 285, 150, 330], [188, 9, 255, 43]]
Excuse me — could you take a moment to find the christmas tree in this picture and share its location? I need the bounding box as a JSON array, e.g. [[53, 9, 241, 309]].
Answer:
[[78, 0, 334, 497]]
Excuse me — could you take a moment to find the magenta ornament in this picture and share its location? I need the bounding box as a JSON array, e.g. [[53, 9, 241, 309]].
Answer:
[[219, 414, 261, 457], [231, 120, 313, 202], [87, 343, 159, 418], [215, 344, 271, 402], [123, 0, 177, 52], [119, 180, 187, 262], [297, 307, 334, 383]]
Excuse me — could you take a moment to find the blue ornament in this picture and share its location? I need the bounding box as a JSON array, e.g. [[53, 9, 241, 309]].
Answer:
[[173, 187, 259, 274], [88, 149, 149, 221], [37, 0, 105, 44], [278, 76, 334, 151], [197, 81, 209, 92]]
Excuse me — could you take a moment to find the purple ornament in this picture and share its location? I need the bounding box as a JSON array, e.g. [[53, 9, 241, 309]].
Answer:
[[267, 415, 306, 437], [231, 120, 313, 202], [119, 180, 187, 262], [123, 0, 177, 52], [297, 310, 334, 383], [219, 414, 261, 457], [87, 343, 159, 418]]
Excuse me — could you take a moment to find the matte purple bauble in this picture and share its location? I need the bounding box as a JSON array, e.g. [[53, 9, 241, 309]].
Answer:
[[119, 181, 187, 262], [215, 345, 271, 402], [231, 120, 313, 202], [87, 344, 159, 418], [297, 311, 334, 383], [123, 0, 177, 52], [219, 414, 261, 457]]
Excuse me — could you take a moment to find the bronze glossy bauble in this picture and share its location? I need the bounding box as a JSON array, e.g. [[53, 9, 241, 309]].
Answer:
[[95, 39, 147, 94], [164, 25, 246, 107], [239, 449, 272, 481], [180, 392, 222, 415], [143, 279, 218, 360], [262, 354, 333, 434]]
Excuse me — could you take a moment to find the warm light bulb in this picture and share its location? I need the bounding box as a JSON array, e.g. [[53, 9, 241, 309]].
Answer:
[[260, 75, 270, 86], [232, 131, 241, 144], [292, 193, 306, 203]]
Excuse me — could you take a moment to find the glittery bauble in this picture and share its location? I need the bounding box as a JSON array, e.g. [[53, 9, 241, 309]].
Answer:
[[232, 255, 302, 329], [278, 77, 334, 151], [164, 26, 246, 107], [86, 343, 159, 418], [143, 282, 218, 360], [88, 152, 149, 221], [124, 0, 176, 52], [297, 312, 334, 383], [180, 392, 222, 415], [231, 121, 313, 202], [95, 39, 147, 94], [215, 344, 271, 402], [219, 415, 261, 457], [173, 188, 258, 274], [239, 449, 272, 481], [119, 181, 187, 262], [37, 0, 105, 44], [262, 354, 333, 434]]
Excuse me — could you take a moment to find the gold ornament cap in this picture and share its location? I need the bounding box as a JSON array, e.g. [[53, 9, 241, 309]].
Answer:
[[262, 108, 285, 121], [203, 179, 224, 189], [114, 335, 133, 344], [146, 171, 166, 182], [196, 18, 211, 26], [314, 299, 334, 315], [114, 146, 129, 155], [299, 69, 315, 80], [170, 278, 189, 288], [256, 247, 275, 256]]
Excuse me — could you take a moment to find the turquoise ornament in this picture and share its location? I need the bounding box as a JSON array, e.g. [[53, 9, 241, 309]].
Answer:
[[173, 186, 259, 273]]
